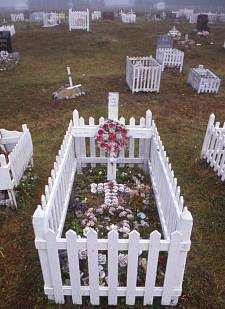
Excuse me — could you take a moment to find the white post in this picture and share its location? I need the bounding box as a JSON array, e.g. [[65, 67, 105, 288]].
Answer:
[[201, 114, 215, 159], [87, 9, 90, 32], [108, 92, 119, 121], [107, 93, 119, 180], [67, 66, 73, 87], [73, 110, 82, 173], [107, 156, 117, 181], [33, 206, 54, 300], [144, 109, 152, 172]]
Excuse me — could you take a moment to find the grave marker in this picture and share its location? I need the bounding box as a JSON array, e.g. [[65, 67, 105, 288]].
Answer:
[[0, 31, 12, 52]]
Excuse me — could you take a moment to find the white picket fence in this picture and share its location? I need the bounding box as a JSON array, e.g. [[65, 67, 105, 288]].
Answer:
[[156, 48, 184, 72], [0, 25, 16, 37], [33, 102, 193, 306], [43, 12, 59, 27], [91, 11, 101, 21], [187, 65, 221, 94], [0, 125, 33, 207], [11, 13, 24, 22], [121, 12, 136, 23], [126, 56, 162, 93], [201, 114, 225, 181], [69, 9, 90, 32]]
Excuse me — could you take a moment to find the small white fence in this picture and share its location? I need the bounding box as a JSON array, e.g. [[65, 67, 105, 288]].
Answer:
[[126, 56, 162, 93], [0, 25, 16, 37], [69, 9, 90, 32], [11, 13, 24, 22], [156, 48, 184, 72], [30, 12, 44, 23], [91, 11, 101, 21], [201, 114, 225, 181], [121, 12, 136, 23], [187, 65, 221, 94], [33, 95, 192, 306], [0, 125, 33, 207], [43, 12, 59, 27]]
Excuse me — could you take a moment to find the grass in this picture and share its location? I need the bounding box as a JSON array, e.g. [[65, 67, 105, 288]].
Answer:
[[0, 18, 225, 309]]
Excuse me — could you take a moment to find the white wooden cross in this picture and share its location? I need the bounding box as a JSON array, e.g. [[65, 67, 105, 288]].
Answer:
[[72, 92, 152, 180]]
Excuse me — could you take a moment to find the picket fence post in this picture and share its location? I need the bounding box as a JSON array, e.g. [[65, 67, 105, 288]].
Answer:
[[33, 206, 54, 300], [201, 114, 215, 159]]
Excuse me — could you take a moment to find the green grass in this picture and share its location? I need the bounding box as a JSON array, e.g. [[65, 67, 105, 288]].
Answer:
[[0, 19, 225, 309]]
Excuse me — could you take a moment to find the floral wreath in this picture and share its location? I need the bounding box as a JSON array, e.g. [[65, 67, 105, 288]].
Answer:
[[96, 119, 129, 157]]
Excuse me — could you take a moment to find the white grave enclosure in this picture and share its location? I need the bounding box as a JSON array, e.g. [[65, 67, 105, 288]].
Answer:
[[11, 13, 24, 22], [0, 125, 33, 207], [121, 11, 136, 23], [33, 93, 193, 306], [201, 114, 225, 181], [69, 9, 90, 32], [0, 25, 16, 37], [156, 48, 184, 72], [91, 11, 101, 21], [43, 12, 59, 27], [126, 56, 162, 93], [187, 65, 221, 94]]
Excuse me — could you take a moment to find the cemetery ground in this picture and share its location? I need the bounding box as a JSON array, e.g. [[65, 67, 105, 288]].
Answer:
[[0, 19, 225, 309]]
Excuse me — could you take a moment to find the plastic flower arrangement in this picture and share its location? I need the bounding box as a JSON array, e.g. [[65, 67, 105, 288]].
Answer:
[[96, 119, 129, 157]]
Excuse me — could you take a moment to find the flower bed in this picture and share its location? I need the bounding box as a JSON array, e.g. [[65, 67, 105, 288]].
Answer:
[[61, 166, 163, 288]]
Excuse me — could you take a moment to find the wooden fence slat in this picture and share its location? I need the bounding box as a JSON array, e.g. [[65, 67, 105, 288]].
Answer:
[[66, 230, 82, 304], [144, 231, 161, 305], [129, 117, 135, 167], [108, 230, 119, 305], [126, 230, 140, 305], [161, 231, 182, 306], [89, 117, 96, 167], [46, 230, 64, 304], [87, 229, 99, 305]]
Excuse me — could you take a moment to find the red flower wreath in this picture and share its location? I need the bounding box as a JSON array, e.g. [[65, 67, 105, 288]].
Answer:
[[96, 120, 129, 157]]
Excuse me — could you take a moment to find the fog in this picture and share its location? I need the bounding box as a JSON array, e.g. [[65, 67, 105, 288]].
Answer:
[[0, 0, 224, 10]]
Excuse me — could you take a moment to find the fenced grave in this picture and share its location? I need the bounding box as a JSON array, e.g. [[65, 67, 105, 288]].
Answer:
[[121, 11, 136, 23], [43, 12, 60, 28], [33, 92, 192, 306], [126, 56, 162, 93], [0, 125, 33, 207], [201, 114, 225, 181], [187, 65, 221, 94], [69, 9, 90, 32], [156, 48, 184, 72]]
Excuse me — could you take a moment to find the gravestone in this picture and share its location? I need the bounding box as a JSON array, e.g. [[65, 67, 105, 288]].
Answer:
[[197, 14, 209, 32], [157, 34, 173, 48], [102, 12, 114, 20], [0, 31, 12, 53]]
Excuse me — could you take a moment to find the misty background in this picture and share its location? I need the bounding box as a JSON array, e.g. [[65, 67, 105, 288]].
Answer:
[[0, 0, 224, 11]]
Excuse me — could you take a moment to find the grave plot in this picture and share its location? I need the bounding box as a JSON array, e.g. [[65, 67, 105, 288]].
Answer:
[[121, 10, 136, 23], [126, 56, 162, 93], [187, 65, 221, 94], [33, 93, 193, 306], [43, 12, 59, 28], [0, 31, 20, 71], [156, 48, 184, 72], [0, 25, 15, 37], [0, 125, 33, 207], [69, 9, 90, 32], [168, 26, 181, 40], [201, 114, 225, 181], [11, 13, 24, 22], [156, 34, 173, 49], [52, 66, 85, 100], [91, 11, 101, 21]]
